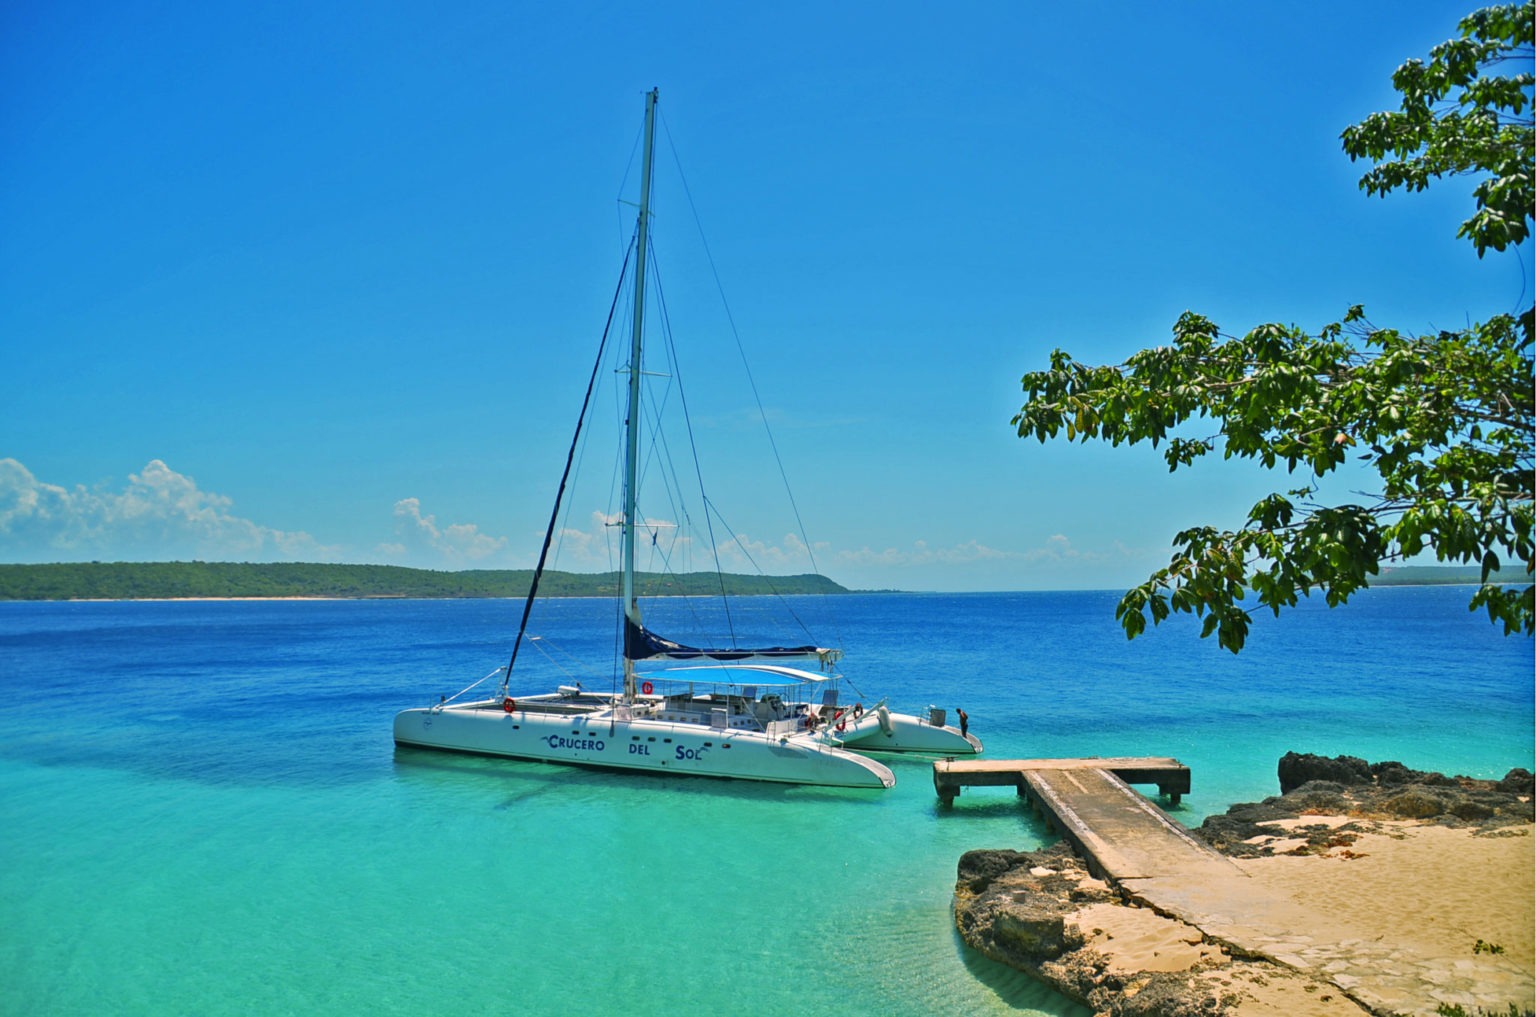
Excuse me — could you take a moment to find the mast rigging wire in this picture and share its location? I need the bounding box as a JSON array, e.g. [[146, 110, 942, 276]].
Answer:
[[502, 240, 636, 693], [657, 113, 829, 590]]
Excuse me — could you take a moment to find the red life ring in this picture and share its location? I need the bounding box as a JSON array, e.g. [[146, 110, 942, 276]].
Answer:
[[834, 709, 846, 733], [502, 698, 516, 713], [641, 681, 654, 695]]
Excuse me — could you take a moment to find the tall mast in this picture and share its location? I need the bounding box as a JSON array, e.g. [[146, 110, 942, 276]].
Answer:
[[621, 87, 658, 701]]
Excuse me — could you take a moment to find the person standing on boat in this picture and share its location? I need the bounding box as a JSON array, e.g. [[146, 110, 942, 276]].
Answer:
[[956, 708, 969, 739]]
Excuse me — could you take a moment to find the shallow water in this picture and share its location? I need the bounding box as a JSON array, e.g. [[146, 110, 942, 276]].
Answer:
[[2, 588, 1530, 1016]]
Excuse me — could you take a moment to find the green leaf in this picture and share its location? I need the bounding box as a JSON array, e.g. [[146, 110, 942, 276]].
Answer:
[[1010, 4, 1534, 653]]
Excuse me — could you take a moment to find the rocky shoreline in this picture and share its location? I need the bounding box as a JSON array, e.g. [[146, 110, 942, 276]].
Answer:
[[953, 754, 1535, 1017]]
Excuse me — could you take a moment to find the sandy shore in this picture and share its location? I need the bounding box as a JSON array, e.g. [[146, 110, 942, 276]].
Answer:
[[1064, 818, 1534, 1016], [1242, 821, 1532, 970]]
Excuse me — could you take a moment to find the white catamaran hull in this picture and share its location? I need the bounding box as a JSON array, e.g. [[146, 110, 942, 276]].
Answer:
[[394, 701, 896, 789]]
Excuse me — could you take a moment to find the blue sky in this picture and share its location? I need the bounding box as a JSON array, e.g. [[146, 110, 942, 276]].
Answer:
[[2, 0, 1529, 592]]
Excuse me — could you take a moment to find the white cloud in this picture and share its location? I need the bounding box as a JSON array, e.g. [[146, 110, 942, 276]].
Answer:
[[0, 457, 338, 562], [835, 534, 1135, 572], [550, 511, 693, 571], [533, 510, 825, 576], [825, 534, 1156, 592], [1020, 534, 1129, 564], [836, 538, 1019, 568], [384, 497, 508, 565], [0, 457, 1145, 583], [715, 531, 817, 572], [544, 510, 623, 569]]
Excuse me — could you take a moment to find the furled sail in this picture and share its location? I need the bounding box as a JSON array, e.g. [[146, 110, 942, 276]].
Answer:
[[624, 616, 841, 668]]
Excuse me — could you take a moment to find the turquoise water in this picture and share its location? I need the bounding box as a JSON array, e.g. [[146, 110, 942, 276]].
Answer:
[[2, 588, 1530, 1016]]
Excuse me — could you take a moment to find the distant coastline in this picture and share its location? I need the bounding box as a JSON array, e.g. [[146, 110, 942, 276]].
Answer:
[[1373, 564, 1513, 586], [0, 561, 850, 601], [0, 561, 1506, 602]]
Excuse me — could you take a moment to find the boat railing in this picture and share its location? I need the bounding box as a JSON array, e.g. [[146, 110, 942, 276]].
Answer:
[[516, 701, 601, 716], [650, 694, 762, 732], [432, 667, 505, 709], [638, 691, 836, 736]]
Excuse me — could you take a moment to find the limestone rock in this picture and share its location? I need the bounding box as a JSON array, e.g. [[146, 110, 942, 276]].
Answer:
[[1227, 754, 1535, 845], [1277, 752, 1371, 793], [1496, 767, 1534, 796], [953, 842, 1250, 1016], [955, 842, 1105, 971]]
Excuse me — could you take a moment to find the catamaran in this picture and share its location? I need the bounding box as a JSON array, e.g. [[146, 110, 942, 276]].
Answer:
[[393, 89, 979, 788]]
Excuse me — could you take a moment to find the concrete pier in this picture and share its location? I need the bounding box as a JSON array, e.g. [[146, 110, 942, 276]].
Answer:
[[934, 757, 1196, 881], [933, 756, 1189, 805], [937, 756, 1532, 1015]]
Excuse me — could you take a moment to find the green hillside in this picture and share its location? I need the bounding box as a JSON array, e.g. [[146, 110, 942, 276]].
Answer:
[[0, 562, 850, 601]]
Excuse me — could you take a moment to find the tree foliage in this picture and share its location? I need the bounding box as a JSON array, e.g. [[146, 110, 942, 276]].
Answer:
[[1013, 3, 1534, 652], [1341, 1, 1533, 256]]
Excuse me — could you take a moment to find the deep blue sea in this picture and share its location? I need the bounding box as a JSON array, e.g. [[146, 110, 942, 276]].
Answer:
[[2, 588, 1531, 1017]]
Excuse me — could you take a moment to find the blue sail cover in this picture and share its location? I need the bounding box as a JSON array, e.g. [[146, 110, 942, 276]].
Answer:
[[624, 616, 833, 663]]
